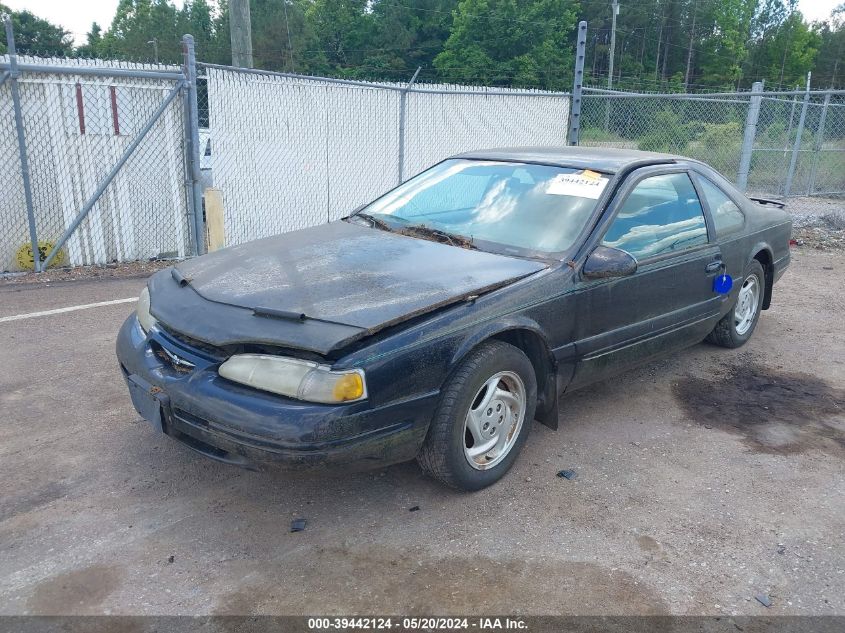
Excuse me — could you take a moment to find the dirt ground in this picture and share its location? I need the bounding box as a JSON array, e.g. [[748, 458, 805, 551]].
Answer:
[[0, 248, 843, 616]]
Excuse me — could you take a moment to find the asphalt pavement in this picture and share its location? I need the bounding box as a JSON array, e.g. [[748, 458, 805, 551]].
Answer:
[[0, 250, 843, 616]]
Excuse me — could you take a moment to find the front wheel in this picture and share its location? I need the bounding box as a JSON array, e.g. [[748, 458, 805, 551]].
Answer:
[[417, 340, 537, 491], [707, 259, 765, 348]]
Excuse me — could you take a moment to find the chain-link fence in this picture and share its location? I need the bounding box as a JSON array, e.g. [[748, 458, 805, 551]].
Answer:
[[579, 86, 845, 225], [1, 18, 203, 272], [4, 15, 845, 272], [750, 93, 845, 200], [203, 64, 570, 247], [204, 68, 402, 245]]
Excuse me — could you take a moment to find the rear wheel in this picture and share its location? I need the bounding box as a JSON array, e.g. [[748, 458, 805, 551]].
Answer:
[[417, 341, 537, 491], [707, 259, 765, 349]]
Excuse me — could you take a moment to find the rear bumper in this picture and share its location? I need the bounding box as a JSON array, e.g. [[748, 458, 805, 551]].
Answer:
[[773, 252, 790, 284], [116, 315, 437, 471]]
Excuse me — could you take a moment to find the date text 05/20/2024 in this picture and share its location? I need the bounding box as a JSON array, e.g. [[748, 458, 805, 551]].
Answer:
[[307, 617, 528, 630]]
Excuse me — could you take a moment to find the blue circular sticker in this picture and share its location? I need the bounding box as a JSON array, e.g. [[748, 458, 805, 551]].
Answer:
[[713, 273, 733, 294]]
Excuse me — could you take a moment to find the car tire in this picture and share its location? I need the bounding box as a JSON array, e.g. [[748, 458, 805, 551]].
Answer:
[[417, 340, 537, 491], [707, 259, 766, 349]]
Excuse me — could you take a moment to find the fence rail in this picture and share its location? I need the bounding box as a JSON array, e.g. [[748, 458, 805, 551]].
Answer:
[[2, 16, 843, 273]]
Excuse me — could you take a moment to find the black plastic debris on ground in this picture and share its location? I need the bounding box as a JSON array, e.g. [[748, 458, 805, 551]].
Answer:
[[755, 594, 772, 608], [557, 469, 577, 480], [290, 518, 307, 533], [408, 506, 420, 512]]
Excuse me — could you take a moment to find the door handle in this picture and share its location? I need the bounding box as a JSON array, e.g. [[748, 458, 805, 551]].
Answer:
[[705, 261, 723, 274]]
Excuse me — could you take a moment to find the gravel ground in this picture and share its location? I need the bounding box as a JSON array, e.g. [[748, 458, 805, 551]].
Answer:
[[0, 260, 174, 285], [785, 196, 845, 228], [791, 223, 845, 250], [0, 248, 843, 616], [785, 196, 845, 250]]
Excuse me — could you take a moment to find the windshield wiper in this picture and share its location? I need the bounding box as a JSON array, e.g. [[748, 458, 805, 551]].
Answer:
[[352, 214, 476, 250], [354, 212, 394, 232], [400, 224, 477, 250]]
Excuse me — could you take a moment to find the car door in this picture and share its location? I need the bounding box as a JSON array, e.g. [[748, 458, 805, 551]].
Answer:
[[567, 167, 723, 389]]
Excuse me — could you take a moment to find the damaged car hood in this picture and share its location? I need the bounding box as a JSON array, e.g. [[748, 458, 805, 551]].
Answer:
[[152, 221, 546, 354]]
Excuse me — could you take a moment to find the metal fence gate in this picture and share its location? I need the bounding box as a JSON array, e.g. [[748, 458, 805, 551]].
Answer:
[[0, 16, 203, 272], [577, 84, 845, 216], [749, 90, 845, 199]]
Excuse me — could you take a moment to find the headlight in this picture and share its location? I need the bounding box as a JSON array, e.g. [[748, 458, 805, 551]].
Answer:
[[136, 286, 157, 333], [218, 354, 367, 404]]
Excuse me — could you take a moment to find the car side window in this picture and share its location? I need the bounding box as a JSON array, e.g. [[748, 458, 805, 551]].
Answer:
[[698, 176, 744, 237], [601, 172, 708, 260]]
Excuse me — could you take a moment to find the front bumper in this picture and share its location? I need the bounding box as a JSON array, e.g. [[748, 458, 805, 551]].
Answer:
[[116, 315, 437, 470]]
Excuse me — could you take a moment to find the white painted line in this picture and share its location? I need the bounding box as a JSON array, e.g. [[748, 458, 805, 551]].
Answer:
[[0, 298, 137, 323]]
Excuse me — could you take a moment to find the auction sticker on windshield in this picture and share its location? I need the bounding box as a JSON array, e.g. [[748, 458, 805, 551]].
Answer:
[[546, 170, 609, 199]]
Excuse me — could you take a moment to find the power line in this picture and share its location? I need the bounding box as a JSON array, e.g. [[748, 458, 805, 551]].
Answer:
[[610, 27, 756, 66]]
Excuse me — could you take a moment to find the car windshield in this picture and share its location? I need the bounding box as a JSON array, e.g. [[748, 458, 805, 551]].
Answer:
[[356, 159, 607, 256]]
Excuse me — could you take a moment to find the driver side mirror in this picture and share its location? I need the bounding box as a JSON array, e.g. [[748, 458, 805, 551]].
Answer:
[[582, 245, 637, 279]]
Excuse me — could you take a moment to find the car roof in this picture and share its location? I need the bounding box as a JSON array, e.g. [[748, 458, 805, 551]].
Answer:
[[451, 146, 682, 174]]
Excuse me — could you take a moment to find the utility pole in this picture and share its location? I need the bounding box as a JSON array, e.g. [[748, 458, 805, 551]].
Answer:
[[147, 38, 158, 63], [684, 0, 697, 91], [604, 2, 619, 134], [778, 11, 794, 90], [607, 0, 619, 90], [590, 33, 599, 79], [230, 0, 253, 68], [282, 0, 295, 72], [655, 11, 665, 80]]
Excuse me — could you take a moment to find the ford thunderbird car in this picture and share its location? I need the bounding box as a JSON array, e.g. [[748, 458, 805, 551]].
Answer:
[[117, 147, 791, 490]]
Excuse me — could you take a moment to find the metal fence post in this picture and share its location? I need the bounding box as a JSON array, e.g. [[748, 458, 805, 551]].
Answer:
[[182, 34, 205, 255], [806, 91, 831, 196], [4, 14, 41, 272], [736, 81, 763, 192], [397, 66, 421, 185], [568, 21, 587, 146], [784, 74, 811, 197]]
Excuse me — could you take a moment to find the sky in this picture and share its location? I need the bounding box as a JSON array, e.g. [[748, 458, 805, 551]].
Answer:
[[3, 0, 185, 45], [2, 0, 842, 46]]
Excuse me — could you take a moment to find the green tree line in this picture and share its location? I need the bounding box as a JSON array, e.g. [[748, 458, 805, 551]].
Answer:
[[1, 0, 843, 91]]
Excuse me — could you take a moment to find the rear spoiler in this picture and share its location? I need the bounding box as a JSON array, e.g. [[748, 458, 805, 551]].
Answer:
[[748, 196, 786, 209]]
